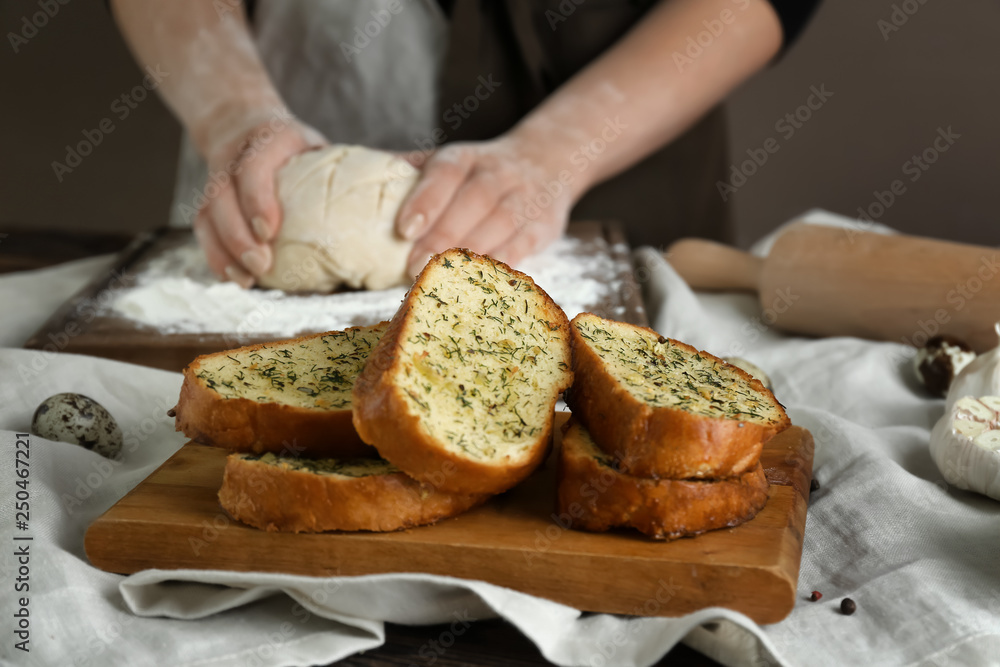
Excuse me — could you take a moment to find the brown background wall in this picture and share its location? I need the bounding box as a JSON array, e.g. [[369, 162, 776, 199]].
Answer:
[[1, 1, 996, 247], [0, 0, 181, 236], [727, 0, 998, 247]]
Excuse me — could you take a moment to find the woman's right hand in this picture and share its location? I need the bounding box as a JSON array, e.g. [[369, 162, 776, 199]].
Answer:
[[193, 114, 326, 287]]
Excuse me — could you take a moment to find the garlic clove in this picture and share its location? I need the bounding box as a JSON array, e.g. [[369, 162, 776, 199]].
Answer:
[[977, 395, 1000, 413], [954, 420, 988, 439], [973, 430, 1000, 452], [954, 396, 994, 421], [946, 323, 1000, 410], [930, 393, 1000, 501]]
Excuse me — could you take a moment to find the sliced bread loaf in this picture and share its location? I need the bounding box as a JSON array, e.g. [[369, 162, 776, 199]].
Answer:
[[566, 313, 789, 479], [557, 419, 770, 540], [352, 248, 573, 495], [219, 452, 490, 533], [173, 323, 387, 458]]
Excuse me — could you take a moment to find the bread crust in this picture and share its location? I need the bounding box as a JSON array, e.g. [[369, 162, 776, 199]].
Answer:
[[173, 330, 378, 459], [219, 454, 490, 533], [557, 419, 770, 540], [352, 248, 572, 495], [566, 314, 790, 479]]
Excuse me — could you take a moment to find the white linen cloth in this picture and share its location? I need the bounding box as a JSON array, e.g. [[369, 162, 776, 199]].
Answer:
[[2, 210, 999, 667]]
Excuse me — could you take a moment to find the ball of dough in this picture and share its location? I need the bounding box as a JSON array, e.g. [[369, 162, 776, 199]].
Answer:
[[258, 145, 420, 292]]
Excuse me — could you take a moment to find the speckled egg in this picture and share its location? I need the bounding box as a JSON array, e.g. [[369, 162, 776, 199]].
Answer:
[[31, 393, 123, 459]]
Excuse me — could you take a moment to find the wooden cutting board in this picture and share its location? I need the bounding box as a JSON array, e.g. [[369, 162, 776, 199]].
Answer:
[[85, 415, 814, 623], [25, 222, 646, 372]]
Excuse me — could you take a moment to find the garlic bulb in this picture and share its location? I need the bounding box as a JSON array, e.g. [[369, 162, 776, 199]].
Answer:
[[946, 323, 1000, 410], [929, 396, 1000, 501]]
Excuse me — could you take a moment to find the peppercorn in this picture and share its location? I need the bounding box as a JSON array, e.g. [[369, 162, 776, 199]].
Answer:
[[657, 336, 667, 344], [809, 591, 822, 602], [841, 598, 856, 615], [810, 479, 820, 493]]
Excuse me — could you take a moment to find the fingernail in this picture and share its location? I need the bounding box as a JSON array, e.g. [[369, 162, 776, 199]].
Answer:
[[241, 246, 272, 276], [251, 216, 272, 242], [408, 252, 434, 279], [225, 265, 254, 288], [400, 213, 426, 240]]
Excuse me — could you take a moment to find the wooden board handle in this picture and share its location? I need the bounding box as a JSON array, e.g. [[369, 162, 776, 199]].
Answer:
[[664, 238, 763, 292]]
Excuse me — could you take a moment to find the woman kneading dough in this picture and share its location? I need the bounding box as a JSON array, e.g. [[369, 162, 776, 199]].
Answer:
[[110, 0, 820, 290]]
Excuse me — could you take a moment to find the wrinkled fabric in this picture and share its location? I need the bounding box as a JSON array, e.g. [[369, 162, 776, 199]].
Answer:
[[1, 210, 998, 667]]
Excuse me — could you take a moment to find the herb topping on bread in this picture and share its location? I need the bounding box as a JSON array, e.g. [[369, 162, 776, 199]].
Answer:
[[566, 313, 789, 479], [173, 324, 387, 458], [352, 248, 573, 495], [573, 315, 783, 421], [194, 325, 385, 408]]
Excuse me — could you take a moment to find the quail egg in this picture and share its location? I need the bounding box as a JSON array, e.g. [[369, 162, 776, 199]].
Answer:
[[31, 393, 123, 459]]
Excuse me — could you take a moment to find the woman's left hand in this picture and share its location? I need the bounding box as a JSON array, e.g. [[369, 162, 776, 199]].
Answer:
[[395, 134, 579, 277]]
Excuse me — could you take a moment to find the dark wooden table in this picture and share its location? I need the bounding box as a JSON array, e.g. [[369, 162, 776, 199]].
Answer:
[[339, 620, 721, 666], [1, 228, 725, 667]]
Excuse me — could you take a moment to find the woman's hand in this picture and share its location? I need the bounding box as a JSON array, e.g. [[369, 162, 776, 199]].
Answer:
[[193, 116, 326, 287], [396, 133, 579, 277]]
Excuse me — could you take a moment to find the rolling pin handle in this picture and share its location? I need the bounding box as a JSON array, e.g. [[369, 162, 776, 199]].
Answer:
[[664, 238, 763, 293]]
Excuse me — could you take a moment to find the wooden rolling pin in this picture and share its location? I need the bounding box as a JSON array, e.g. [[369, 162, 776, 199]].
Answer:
[[665, 222, 1000, 352]]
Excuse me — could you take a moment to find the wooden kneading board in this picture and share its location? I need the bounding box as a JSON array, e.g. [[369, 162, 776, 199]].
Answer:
[[25, 222, 645, 372], [86, 415, 813, 624]]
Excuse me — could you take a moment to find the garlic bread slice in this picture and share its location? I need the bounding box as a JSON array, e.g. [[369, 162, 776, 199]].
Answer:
[[557, 418, 770, 540], [566, 313, 789, 478], [352, 248, 573, 495], [173, 323, 387, 458], [219, 452, 489, 533]]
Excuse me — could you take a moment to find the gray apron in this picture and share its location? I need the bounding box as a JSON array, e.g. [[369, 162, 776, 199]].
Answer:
[[169, 0, 730, 249], [168, 0, 447, 227]]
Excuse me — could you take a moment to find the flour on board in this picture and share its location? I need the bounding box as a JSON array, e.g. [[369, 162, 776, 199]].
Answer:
[[110, 236, 624, 336]]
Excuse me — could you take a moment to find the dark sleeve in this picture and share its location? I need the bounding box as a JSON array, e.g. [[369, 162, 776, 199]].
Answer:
[[767, 0, 823, 50]]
